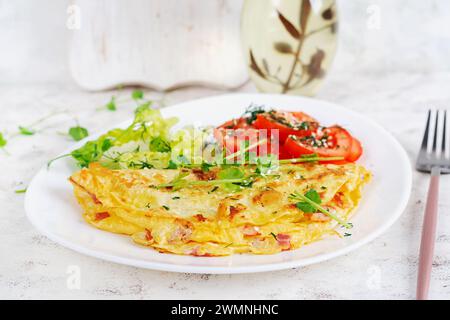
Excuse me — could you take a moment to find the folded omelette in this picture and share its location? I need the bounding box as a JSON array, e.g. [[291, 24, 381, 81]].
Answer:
[[69, 163, 370, 256]]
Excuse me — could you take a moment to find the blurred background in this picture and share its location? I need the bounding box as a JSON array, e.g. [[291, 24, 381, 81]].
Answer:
[[1, 0, 450, 87]]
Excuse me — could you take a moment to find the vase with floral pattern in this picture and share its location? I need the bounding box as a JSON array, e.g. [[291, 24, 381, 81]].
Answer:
[[241, 0, 338, 96]]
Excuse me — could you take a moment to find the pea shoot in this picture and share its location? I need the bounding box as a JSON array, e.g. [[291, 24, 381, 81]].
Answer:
[[18, 126, 36, 136], [0, 132, 7, 148], [289, 189, 353, 229], [68, 125, 89, 141]]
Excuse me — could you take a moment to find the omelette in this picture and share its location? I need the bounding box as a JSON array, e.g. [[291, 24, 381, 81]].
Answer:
[[69, 162, 371, 256]]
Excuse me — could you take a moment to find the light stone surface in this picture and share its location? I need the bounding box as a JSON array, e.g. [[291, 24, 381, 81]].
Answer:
[[1, 0, 450, 300], [1, 72, 450, 300]]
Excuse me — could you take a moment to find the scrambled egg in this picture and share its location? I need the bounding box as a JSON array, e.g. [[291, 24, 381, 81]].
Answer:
[[69, 163, 370, 256]]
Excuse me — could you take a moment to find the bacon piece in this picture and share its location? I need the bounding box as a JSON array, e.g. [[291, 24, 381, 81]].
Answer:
[[192, 169, 217, 181], [193, 214, 207, 222], [145, 229, 153, 241], [90, 193, 102, 205], [94, 212, 110, 221], [276, 233, 291, 250], [333, 192, 345, 207], [169, 220, 193, 243], [229, 204, 246, 220]]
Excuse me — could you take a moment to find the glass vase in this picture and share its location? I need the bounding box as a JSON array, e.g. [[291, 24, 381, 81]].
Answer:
[[241, 0, 338, 96]]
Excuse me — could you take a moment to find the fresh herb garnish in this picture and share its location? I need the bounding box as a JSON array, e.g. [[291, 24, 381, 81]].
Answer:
[[217, 167, 250, 192], [224, 138, 267, 162], [14, 188, 27, 194], [289, 189, 352, 229], [299, 121, 309, 130], [299, 132, 330, 148], [166, 160, 178, 169], [162, 205, 170, 211], [279, 154, 344, 164], [267, 110, 306, 129], [255, 155, 278, 176], [208, 186, 219, 194], [270, 232, 278, 240], [128, 160, 153, 169], [0, 132, 7, 148], [242, 104, 265, 125], [156, 166, 254, 192], [70, 137, 111, 166], [106, 96, 117, 111], [201, 162, 213, 173], [18, 126, 36, 136], [48, 136, 112, 169], [218, 167, 245, 180], [68, 126, 89, 141], [344, 233, 352, 237], [172, 196, 180, 200], [132, 90, 144, 100], [294, 189, 321, 213]]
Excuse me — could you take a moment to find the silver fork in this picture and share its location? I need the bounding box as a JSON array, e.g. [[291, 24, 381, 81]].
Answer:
[[416, 110, 449, 300]]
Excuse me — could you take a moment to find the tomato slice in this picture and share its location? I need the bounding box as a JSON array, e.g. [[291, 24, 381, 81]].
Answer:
[[214, 111, 363, 162], [291, 111, 317, 123], [215, 117, 257, 154], [347, 137, 363, 162], [284, 126, 353, 160], [278, 145, 291, 160], [217, 117, 253, 130], [253, 111, 318, 142], [214, 128, 274, 156]]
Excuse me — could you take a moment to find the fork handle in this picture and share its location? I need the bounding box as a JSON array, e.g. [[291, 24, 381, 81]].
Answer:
[[417, 167, 440, 300]]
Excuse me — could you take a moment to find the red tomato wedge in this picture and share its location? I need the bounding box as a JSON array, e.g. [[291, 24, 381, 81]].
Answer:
[[215, 117, 258, 154], [217, 117, 253, 130], [347, 137, 363, 162], [253, 111, 318, 142], [214, 128, 276, 157], [214, 110, 363, 163], [290, 111, 317, 123], [278, 145, 291, 160], [284, 126, 353, 160]]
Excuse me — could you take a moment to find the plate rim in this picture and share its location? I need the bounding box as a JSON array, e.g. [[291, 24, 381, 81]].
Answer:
[[24, 93, 412, 274]]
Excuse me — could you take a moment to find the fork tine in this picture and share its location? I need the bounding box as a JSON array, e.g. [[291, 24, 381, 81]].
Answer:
[[432, 110, 439, 153], [420, 110, 431, 151], [442, 110, 447, 154]]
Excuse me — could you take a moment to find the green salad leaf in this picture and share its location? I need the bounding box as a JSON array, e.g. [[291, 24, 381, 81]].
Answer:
[[57, 103, 179, 169], [149, 137, 171, 153]]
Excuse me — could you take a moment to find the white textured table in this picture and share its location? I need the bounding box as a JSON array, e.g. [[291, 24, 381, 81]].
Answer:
[[1, 70, 450, 300]]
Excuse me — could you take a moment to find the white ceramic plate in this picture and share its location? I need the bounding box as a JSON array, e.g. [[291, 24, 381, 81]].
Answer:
[[25, 94, 412, 274]]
